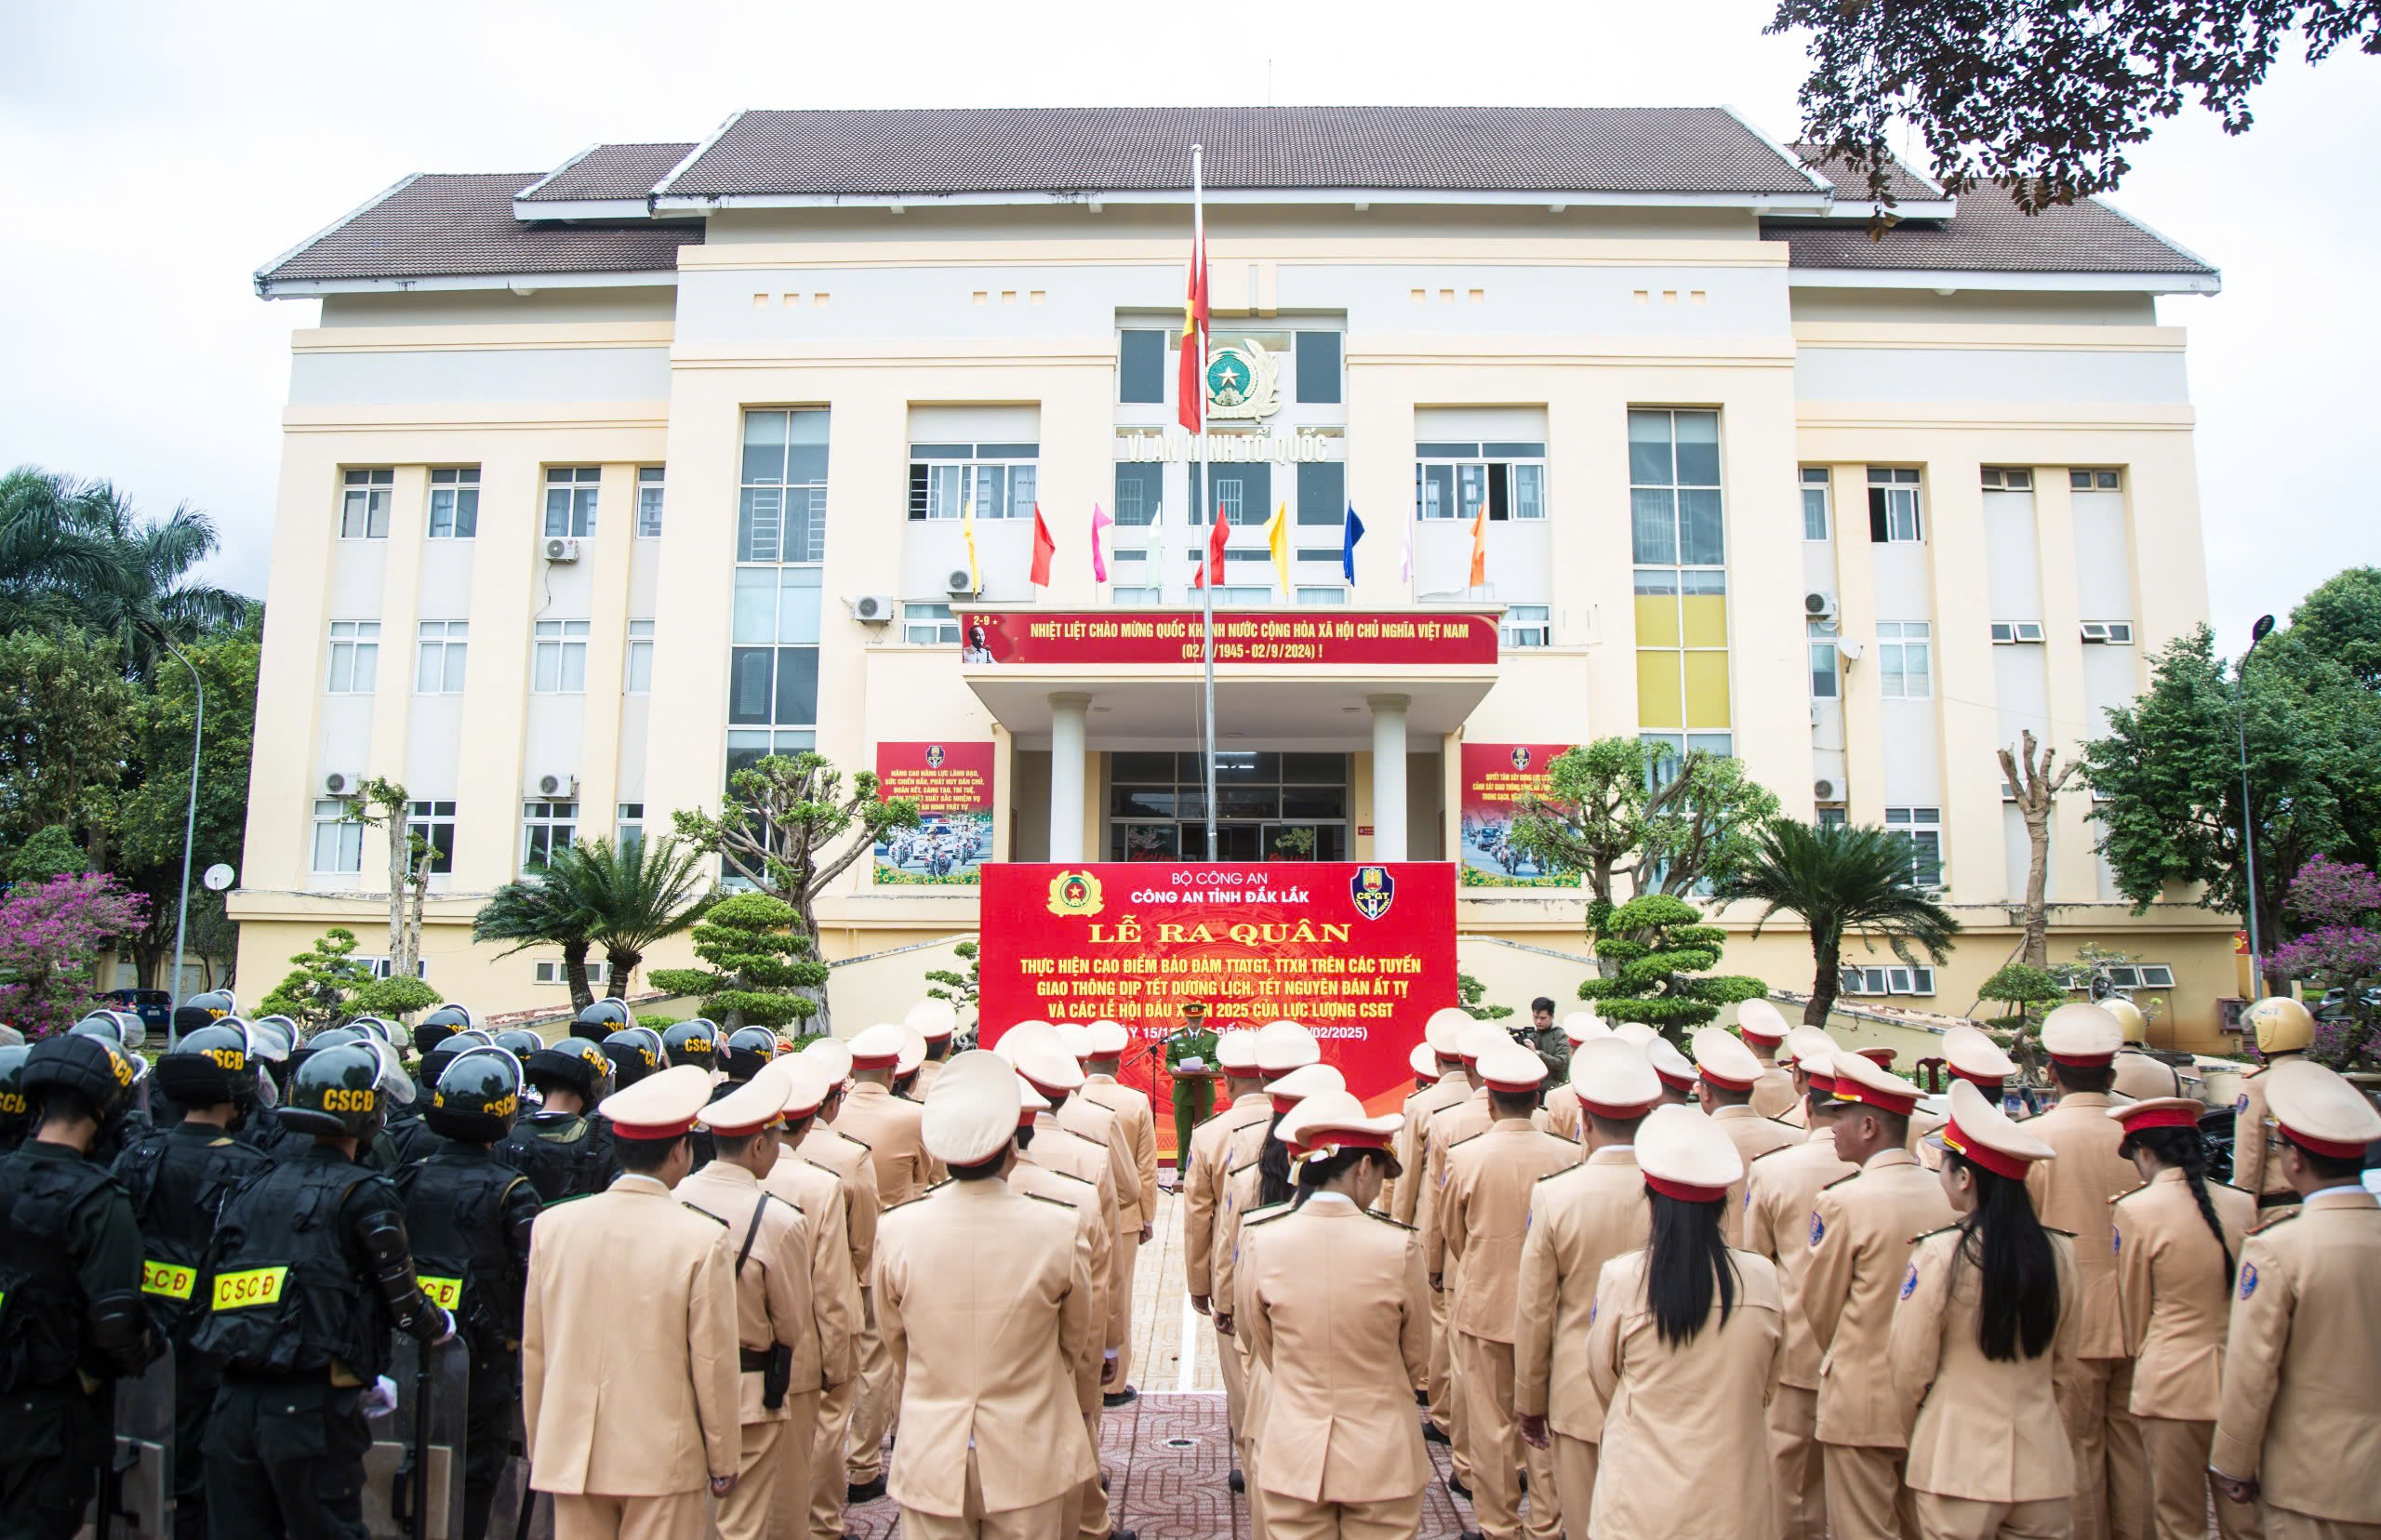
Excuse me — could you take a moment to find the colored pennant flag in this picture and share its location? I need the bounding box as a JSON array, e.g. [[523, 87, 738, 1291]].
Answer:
[[1341, 502, 1365, 582], [962, 499, 982, 593], [1029, 503, 1057, 588], [1400, 518, 1414, 584], [1194, 505, 1230, 589], [1468, 506, 1487, 588], [1089, 502, 1113, 584], [1263, 501, 1290, 593], [1177, 225, 1208, 433]]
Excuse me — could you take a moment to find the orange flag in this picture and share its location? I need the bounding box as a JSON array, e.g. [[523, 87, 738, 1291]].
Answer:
[[1028, 503, 1057, 587], [1468, 507, 1487, 588]]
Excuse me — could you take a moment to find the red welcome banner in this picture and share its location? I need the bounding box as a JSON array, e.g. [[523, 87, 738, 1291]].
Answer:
[[978, 861, 1460, 1156], [956, 610, 1498, 667]]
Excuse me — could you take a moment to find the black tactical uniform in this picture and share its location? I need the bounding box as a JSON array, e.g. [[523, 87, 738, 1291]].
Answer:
[[113, 1024, 274, 1540], [394, 1050, 539, 1540], [0, 1034, 160, 1540], [497, 1039, 617, 1202], [0, 1042, 32, 1154], [191, 1042, 449, 1540]]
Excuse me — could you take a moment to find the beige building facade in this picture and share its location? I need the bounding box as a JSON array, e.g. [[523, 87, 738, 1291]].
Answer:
[[235, 107, 2245, 1051]]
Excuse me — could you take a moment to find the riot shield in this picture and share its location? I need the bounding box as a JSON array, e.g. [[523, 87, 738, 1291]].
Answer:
[[365, 1335, 469, 1540], [91, 1349, 174, 1540]]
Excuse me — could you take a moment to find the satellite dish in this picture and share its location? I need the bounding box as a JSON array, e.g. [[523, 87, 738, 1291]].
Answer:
[[202, 863, 236, 892]]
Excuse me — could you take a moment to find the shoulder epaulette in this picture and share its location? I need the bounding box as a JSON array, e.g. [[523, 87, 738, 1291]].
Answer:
[[2109, 1183, 2150, 1205], [1043, 1168, 1097, 1189], [832, 1130, 872, 1152], [799, 1156, 840, 1177], [2247, 1210, 2300, 1237], [1444, 1129, 1486, 1152], [1819, 1171, 1860, 1191], [1227, 1156, 1257, 1176], [2042, 1226, 2077, 1239], [680, 1202, 731, 1228], [1910, 1224, 1961, 1243], [924, 1177, 951, 1195], [540, 1191, 592, 1209], [1536, 1162, 1590, 1185], [1749, 1144, 1794, 1164], [1243, 1202, 1293, 1228], [882, 1191, 933, 1215], [1019, 1189, 1074, 1212], [1367, 1209, 1417, 1230]]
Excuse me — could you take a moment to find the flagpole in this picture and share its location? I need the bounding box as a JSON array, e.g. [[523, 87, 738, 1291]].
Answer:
[[1194, 141, 1217, 862]]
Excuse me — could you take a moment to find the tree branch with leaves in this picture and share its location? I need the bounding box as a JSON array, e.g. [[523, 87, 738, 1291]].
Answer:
[[1997, 729, 2079, 968], [672, 752, 922, 946]]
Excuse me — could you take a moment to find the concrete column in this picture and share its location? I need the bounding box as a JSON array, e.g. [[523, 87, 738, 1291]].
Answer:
[[1368, 694, 1410, 861], [1048, 694, 1091, 862]]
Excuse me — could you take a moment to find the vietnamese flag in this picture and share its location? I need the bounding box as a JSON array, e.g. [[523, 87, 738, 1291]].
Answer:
[[1177, 224, 1207, 432], [1029, 503, 1057, 588], [1193, 501, 1230, 589]]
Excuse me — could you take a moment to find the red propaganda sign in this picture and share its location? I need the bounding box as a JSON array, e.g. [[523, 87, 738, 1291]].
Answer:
[[872, 741, 994, 885], [955, 610, 1498, 667], [978, 862, 1460, 1156]]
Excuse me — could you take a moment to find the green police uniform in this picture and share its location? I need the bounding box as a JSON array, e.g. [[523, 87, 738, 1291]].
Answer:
[[1163, 1022, 1219, 1171]]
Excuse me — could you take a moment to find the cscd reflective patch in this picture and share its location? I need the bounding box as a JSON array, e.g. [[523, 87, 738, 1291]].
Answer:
[[418, 1275, 464, 1310], [211, 1265, 289, 1311], [141, 1259, 197, 1300]]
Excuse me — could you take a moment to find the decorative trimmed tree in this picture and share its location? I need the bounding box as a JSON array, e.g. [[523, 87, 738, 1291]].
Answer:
[[1457, 972, 1513, 1022], [1977, 962, 2068, 1083], [924, 941, 980, 1021], [1577, 895, 1764, 1040], [257, 927, 374, 1033], [672, 753, 921, 948], [649, 893, 827, 1032]]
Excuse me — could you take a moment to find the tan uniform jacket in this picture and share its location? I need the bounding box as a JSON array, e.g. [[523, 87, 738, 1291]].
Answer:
[[1803, 1148, 1957, 1448], [1889, 1227, 2081, 1501], [522, 1175, 740, 1494], [1058, 1093, 1140, 1234], [1749, 1060, 1801, 1122], [1586, 1247, 1785, 1540], [1022, 1113, 1122, 1346], [1081, 1074, 1161, 1228], [797, 1124, 881, 1284], [1709, 1105, 1802, 1243], [1541, 1083, 1583, 1146], [675, 1162, 818, 1425], [1513, 1146, 1652, 1437], [2021, 1091, 2136, 1358], [1009, 1160, 1113, 1343], [1440, 1120, 1583, 1342], [2228, 1066, 2301, 1206], [760, 1149, 860, 1392], [1210, 1156, 1271, 1321], [875, 1179, 1101, 1516], [1240, 1196, 1432, 1504], [910, 1055, 944, 1100], [1182, 1090, 1271, 1298], [1391, 1072, 1475, 1225], [1741, 1137, 1855, 1390], [831, 1082, 939, 1207], [1418, 1087, 1494, 1273], [2111, 1169, 2255, 1421], [2209, 1188, 2381, 1522]]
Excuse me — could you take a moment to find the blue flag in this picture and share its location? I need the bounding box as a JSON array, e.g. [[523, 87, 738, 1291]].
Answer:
[[1341, 501, 1365, 581]]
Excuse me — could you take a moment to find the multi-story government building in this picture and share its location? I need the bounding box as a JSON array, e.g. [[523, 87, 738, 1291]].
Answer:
[[237, 106, 2244, 1048]]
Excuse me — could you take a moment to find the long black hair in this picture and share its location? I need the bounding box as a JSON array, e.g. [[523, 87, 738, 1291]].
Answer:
[[1942, 1150, 2062, 1361], [1257, 1109, 1297, 1209], [1643, 1190, 1737, 1348], [2120, 1125, 2235, 1286], [1291, 1147, 1389, 1209]]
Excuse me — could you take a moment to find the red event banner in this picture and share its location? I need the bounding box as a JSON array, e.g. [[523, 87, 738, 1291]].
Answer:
[[956, 610, 1498, 667], [873, 741, 994, 885], [1457, 742, 1577, 888], [978, 862, 1459, 1154]]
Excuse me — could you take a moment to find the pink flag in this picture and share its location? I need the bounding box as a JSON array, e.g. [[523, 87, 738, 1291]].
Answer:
[[1090, 502, 1114, 583]]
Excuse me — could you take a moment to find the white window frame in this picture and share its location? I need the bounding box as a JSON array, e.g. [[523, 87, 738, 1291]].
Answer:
[[1500, 604, 1550, 645], [1877, 621, 1933, 699], [357, 955, 432, 980], [426, 467, 479, 539], [326, 620, 379, 695], [635, 466, 665, 538], [616, 803, 645, 855], [902, 602, 962, 644], [543, 467, 600, 538], [415, 620, 467, 695], [311, 799, 364, 873], [624, 619, 654, 694], [522, 800, 578, 870], [2069, 469, 2124, 491], [1989, 620, 2046, 644], [1840, 964, 1937, 996], [2080, 621, 2135, 644], [1809, 621, 1840, 698], [535, 959, 612, 987], [405, 800, 457, 875], [1883, 806, 1944, 888], [1109, 586, 1164, 606], [339, 469, 392, 539], [532, 620, 590, 695], [1800, 466, 1830, 540], [1867, 467, 1923, 542], [1415, 442, 1549, 523], [1980, 467, 2033, 491], [2082, 963, 2175, 990], [907, 444, 1040, 522]]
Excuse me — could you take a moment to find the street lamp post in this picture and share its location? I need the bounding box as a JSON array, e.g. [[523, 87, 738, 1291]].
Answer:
[[160, 638, 205, 1050], [2235, 613, 2275, 1001]]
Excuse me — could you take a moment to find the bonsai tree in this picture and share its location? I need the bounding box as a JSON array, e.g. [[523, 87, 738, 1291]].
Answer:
[[257, 927, 372, 1033], [1578, 894, 1765, 1040], [1976, 962, 2068, 1083], [924, 940, 980, 1020], [1722, 818, 1962, 1026], [673, 752, 920, 947], [1457, 972, 1512, 1021], [649, 892, 827, 1032]]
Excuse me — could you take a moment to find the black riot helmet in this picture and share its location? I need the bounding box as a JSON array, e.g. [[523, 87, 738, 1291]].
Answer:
[[425, 1047, 525, 1145], [570, 998, 633, 1042], [280, 1039, 412, 1140], [526, 1037, 613, 1105], [247, 1015, 297, 1066], [721, 1026, 780, 1082], [71, 1010, 148, 1054], [0, 1043, 34, 1140], [662, 1018, 721, 1069], [601, 1029, 662, 1092], [22, 1031, 142, 1128], [343, 1015, 407, 1052], [413, 1003, 477, 1058], [155, 1022, 259, 1109], [171, 988, 238, 1041], [418, 1028, 493, 1091], [492, 1029, 544, 1058]]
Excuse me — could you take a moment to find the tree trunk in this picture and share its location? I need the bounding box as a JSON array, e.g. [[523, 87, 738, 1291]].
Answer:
[[1998, 732, 2074, 970], [1807, 932, 1842, 1026], [605, 946, 642, 1000], [384, 801, 411, 972], [562, 942, 594, 1014], [2020, 803, 2052, 967], [401, 851, 430, 982]]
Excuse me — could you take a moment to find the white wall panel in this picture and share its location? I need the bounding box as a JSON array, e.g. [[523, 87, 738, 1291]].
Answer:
[[290, 348, 671, 405], [1794, 347, 2188, 404], [2070, 491, 2135, 619], [1879, 700, 1941, 805], [1981, 490, 2042, 620], [404, 697, 463, 799]]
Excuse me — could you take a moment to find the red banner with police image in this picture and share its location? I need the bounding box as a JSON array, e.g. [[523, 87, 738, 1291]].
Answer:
[[978, 861, 1458, 1154]]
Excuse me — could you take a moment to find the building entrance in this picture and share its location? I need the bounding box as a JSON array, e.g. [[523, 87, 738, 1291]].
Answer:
[[1106, 750, 1350, 863]]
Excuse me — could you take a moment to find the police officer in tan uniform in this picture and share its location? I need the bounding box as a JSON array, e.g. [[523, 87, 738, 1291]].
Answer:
[[904, 998, 959, 1099], [1392, 1009, 1478, 1222], [1538, 1012, 1612, 1144], [1804, 1052, 1958, 1540], [1648, 1036, 1699, 1109], [834, 1019, 941, 1501], [1916, 1027, 2020, 1171], [791, 1035, 881, 1538], [1737, 999, 1803, 1122], [1692, 1027, 1801, 1241], [2208, 1059, 2381, 1540], [1419, 1019, 1507, 1483], [2231, 997, 2320, 1222], [1184, 1029, 1270, 1488], [1516, 1039, 1663, 1540], [1776, 1028, 1843, 1133], [1077, 1018, 1161, 1404]]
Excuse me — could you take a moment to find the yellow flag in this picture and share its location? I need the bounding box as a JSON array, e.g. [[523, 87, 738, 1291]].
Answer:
[[1263, 500, 1290, 593], [963, 498, 982, 592]]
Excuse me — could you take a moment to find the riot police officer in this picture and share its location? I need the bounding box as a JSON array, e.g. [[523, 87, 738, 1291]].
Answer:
[[114, 1021, 276, 1540], [663, 1019, 724, 1170], [0, 1042, 32, 1153], [395, 1048, 541, 1540], [599, 1027, 663, 1096], [263, 1027, 407, 1171], [390, 1028, 493, 1164], [568, 997, 633, 1043], [499, 1038, 618, 1201], [719, 1024, 779, 1088], [190, 1039, 455, 1540], [170, 989, 239, 1046], [0, 1032, 162, 1538], [69, 1010, 156, 1148], [412, 1003, 476, 1068]]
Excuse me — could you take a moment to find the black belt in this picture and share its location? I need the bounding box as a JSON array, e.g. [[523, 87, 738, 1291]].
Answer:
[[2256, 1192, 2301, 1210], [738, 1347, 776, 1373]]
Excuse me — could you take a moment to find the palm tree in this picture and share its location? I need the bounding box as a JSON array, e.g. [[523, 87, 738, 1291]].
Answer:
[[551, 835, 712, 997], [472, 873, 599, 1012], [1722, 818, 1962, 1026]]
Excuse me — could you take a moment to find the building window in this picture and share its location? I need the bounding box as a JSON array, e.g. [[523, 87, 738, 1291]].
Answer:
[[1295, 460, 1347, 530], [535, 959, 611, 987], [2077, 963, 2175, 990], [636, 467, 665, 538], [415, 620, 467, 694], [1191, 462, 1271, 527], [1503, 604, 1550, 647], [1809, 622, 1839, 698], [1867, 468, 1922, 542], [406, 800, 456, 875], [1416, 442, 1547, 523], [902, 602, 961, 644], [730, 567, 821, 728], [1884, 806, 1943, 887], [1990, 620, 2047, 644], [1118, 330, 1166, 405], [311, 800, 363, 873], [908, 444, 1038, 522], [624, 619, 654, 693], [326, 620, 379, 694], [1114, 463, 1162, 527], [427, 468, 480, 538], [1629, 408, 1729, 744], [616, 803, 644, 856], [1295, 331, 1342, 405], [1980, 467, 2033, 491], [2080, 621, 2135, 644], [1816, 805, 1848, 828], [1877, 621, 1933, 698], [1841, 964, 1937, 996], [522, 801, 578, 870], [339, 469, 392, 539], [739, 409, 830, 563], [1801, 467, 1829, 540], [1297, 586, 1349, 606], [2069, 469, 2123, 490], [1110, 587, 1162, 606], [532, 620, 590, 694], [544, 467, 600, 538]]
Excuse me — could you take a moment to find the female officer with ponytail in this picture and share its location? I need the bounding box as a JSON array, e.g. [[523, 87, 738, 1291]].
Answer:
[[2108, 1097, 2257, 1540]]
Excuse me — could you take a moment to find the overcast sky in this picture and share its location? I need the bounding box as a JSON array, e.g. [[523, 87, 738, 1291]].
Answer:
[[3, 0, 2371, 657]]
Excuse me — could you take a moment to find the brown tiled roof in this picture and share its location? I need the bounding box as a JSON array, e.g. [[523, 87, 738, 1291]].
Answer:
[[660, 106, 1827, 197], [517, 142, 698, 203], [1788, 143, 1946, 203], [259, 173, 699, 285], [1765, 192, 2215, 275]]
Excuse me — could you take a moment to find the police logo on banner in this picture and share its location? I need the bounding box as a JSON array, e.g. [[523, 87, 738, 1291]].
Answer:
[[1350, 865, 1396, 921]]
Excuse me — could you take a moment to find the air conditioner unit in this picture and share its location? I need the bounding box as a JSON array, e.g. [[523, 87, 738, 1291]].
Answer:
[[532, 773, 579, 799], [543, 538, 582, 563], [322, 770, 364, 798], [1804, 591, 1838, 621], [945, 568, 978, 597], [850, 594, 896, 623], [1813, 778, 1838, 802]]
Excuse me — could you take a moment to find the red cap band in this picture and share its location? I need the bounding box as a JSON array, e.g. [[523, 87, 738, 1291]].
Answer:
[[2119, 1104, 2201, 1135], [850, 1052, 900, 1071], [1644, 1174, 1730, 1203], [1485, 1074, 1545, 1095], [609, 1117, 698, 1141], [1579, 1095, 1657, 1122], [1016, 1108, 1039, 1129], [1940, 1117, 2033, 1181], [1301, 1128, 1392, 1151], [1802, 1070, 1839, 1095], [1259, 1065, 1299, 1082], [2048, 1051, 2115, 1069], [1021, 1075, 1071, 1101], [1949, 1068, 2009, 1091], [1269, 1093, 1306, 1114], [1654, 1067, 1698, 1095], [2281, 1124, 2368, 1162], [1699, 1068, 1757, 1095], [1833, 1082, 1921, 1117], [1739, 1024, 1787, 1045]]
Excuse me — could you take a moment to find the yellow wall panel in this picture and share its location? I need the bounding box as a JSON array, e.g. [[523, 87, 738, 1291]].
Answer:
[[1633, 593, 1679, 648], [1683, 650, 1733, 728], [1682, 593, 1729, 648], [1636, 650, 1684, 728]]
